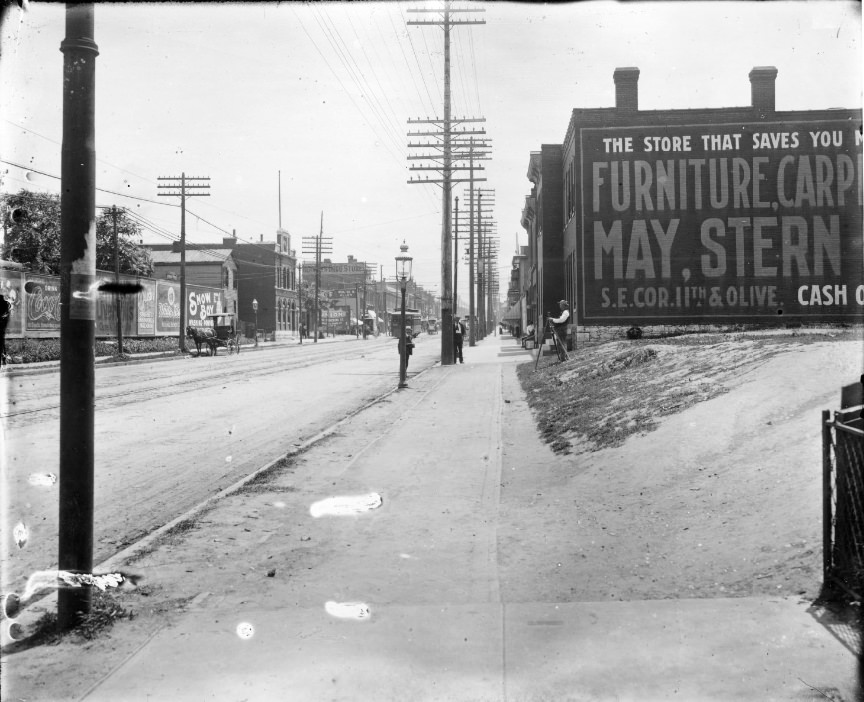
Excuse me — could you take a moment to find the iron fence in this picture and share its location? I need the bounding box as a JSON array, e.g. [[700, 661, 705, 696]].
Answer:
[[823, 406, 864, 601]]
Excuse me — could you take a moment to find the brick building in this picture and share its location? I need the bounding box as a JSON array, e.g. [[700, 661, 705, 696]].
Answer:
[[532, 65, 863, 341], [521, 145, 565, 330], [232, 229, 298, 338]]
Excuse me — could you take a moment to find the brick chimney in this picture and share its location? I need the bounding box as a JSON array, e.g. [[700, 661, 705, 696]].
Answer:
[[614, 67, 640, 113], [749, 66, 778, 112]]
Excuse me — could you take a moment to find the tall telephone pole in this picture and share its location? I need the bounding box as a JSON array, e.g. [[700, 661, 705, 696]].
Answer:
[[449, 136, 491, 346], [301, 212, 332, 343], [157, 173, 210, 352], [406, 1, 485, 364], [109, 206, 124, 355], [453, 196, 459, 317], [58, 2, 98, 630]]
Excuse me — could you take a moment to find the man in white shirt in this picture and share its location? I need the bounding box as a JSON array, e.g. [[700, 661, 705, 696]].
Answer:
[[549, 300, 570, 349]]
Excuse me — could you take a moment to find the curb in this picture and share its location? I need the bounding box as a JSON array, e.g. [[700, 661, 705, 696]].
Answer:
[[0, 335, 378, 377]]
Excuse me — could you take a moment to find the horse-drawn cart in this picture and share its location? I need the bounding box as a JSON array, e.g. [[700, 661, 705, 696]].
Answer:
[[186, 313, 241, 356]]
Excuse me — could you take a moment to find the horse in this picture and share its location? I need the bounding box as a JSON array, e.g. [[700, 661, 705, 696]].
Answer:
[[186, 326, 218, 356]]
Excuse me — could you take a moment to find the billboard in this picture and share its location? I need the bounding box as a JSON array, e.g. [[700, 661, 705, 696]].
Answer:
[[579, 120, 863, 323], [0, 271, 24, 335], [96, 274, 137, 337], [23, 274, 62, 331], [137, 279, 156, 335], [156, 281, 223, 333]]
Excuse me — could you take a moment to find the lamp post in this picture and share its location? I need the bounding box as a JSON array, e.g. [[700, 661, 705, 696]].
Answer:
[[396, 241, 413, 389], [252, 298, 258, 346]]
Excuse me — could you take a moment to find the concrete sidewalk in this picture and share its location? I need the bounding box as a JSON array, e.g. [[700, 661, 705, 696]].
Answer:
[[6, 333, 859, 701]]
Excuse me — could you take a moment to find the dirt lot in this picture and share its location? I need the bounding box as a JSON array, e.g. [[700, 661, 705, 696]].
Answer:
[[509, 328, 863, 603]]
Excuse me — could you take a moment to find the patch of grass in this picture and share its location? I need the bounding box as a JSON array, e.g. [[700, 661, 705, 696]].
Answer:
[[2, 590, 137, 653], [232, 455, 297, 494], [76, 589, 135, 640], [235, 484, 298, 495], [518, 332, 820, 455]]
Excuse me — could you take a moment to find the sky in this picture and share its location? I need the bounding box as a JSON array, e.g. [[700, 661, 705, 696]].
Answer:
[[1, 1, 861, 307]]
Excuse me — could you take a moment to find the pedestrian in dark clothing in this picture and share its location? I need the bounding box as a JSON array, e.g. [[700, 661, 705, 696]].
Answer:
[[549, 300, 570, 349], [0, 294, 10, 367], [453, 315, 466, 363], [399, 330, 415, 368]]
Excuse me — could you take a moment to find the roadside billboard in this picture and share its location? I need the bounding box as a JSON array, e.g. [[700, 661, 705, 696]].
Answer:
[[0, 271, 24, 336], [155, 281, 181, 334], [156, 281, 222, 333], [96, 274, 137, 337], [137, 279, 156, 336], [321, 305, 350, 331], [23, 274, 61, 332], [186, 285, 223, 328], [579, 120, 863, 323]]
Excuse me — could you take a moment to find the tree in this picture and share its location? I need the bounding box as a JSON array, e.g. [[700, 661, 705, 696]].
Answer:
[[1, 191, 61, 273], [1, 190, 153, 276], [95, 208, 153, 277]]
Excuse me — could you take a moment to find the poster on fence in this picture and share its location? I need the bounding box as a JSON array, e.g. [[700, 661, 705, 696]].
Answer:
[[0, 271, 24, 336], [23, 274, 61, 332], [185, 285, 223, 329], [156, 281, 181, 334], [156, 281, 223, 333], [96, 274, 138, 337], [137, 279, 156, 336]]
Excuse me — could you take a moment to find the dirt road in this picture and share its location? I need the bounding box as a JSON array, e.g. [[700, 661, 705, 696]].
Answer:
[[0, 335, 440, 593]]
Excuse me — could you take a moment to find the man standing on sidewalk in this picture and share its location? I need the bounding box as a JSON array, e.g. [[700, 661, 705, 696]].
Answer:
[[453, 315, 466, 364]]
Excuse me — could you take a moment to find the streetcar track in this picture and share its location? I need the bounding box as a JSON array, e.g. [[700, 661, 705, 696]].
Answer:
[[1, 343, 393, 421]]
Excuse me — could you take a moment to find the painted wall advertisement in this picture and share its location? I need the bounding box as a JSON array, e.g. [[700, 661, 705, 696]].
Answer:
[[23, 274, 61, 331], [579, 120, 863, 323], [155, 282, 223, 333]]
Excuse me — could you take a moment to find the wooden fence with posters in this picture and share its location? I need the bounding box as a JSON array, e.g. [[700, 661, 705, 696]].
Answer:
[[0, 268, 223, 339]]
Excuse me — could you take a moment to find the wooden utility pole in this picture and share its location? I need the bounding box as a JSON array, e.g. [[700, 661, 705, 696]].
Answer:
[[110, 206, 123, 355], [58, 1, 98, 630], [453, 196, 459, 318], [301, 213, 332, 343], [354, 283, 360, 338], [157, 173, 210, 352], [297, 262, 303, 344], [406, 1, 485, 365]]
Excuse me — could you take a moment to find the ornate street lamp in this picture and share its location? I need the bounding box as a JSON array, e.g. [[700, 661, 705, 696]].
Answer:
[[252, 298, 258, 346], [396, 241, 413, 389]]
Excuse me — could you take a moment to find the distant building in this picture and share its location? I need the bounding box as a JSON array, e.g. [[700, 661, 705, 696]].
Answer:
[[303, 255, 374, 333], [147, 238, 238, 317], [522, 145, 564, 328], [147, 229, 299, 338], [504, 246, 529, 332], [232, 229, 298, 338]]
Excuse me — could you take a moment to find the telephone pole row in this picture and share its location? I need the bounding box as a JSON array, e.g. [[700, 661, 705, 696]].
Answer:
[[301, 212, 333, 343], [406, 0, 485, 365]]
